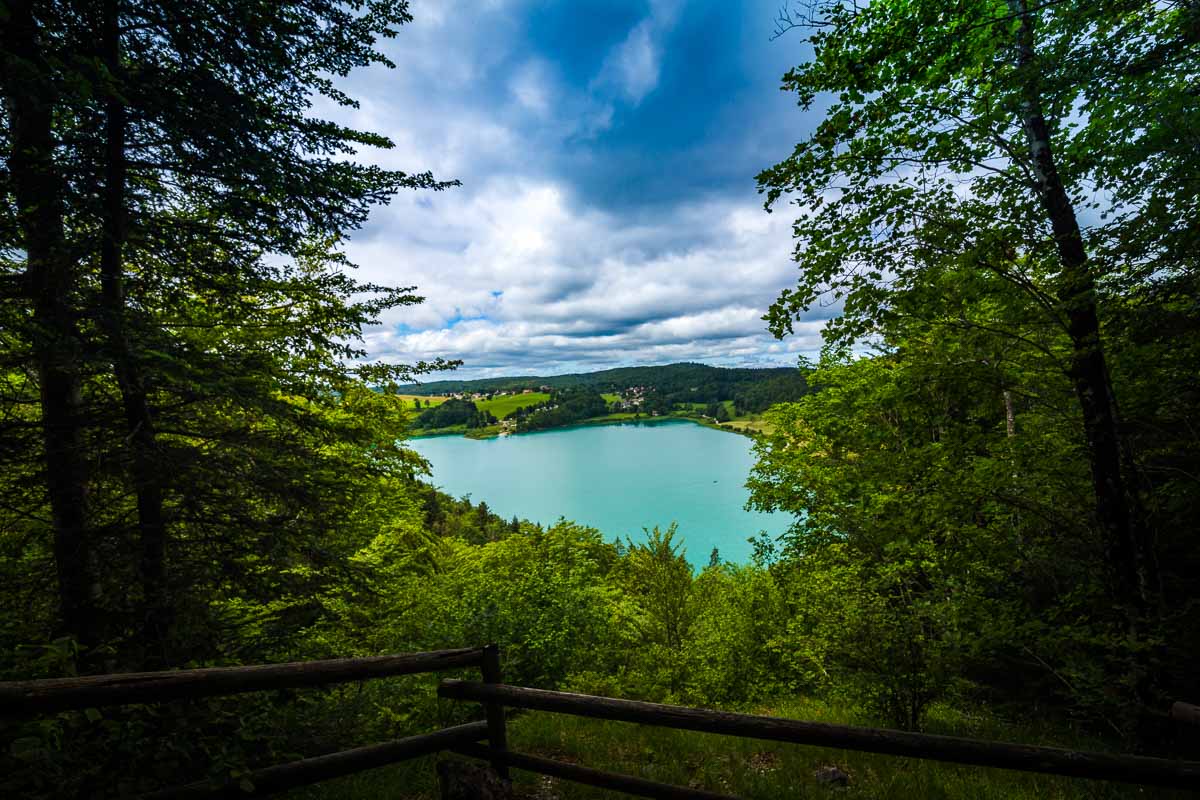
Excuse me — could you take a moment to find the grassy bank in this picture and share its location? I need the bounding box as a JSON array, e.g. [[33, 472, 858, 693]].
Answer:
[[715, 417, 775, 436], [289, 697, 1181, 799], [680, 410, 775, 438]]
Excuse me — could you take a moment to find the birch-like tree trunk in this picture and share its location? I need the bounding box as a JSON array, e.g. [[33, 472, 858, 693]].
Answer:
[[1006, 0, 1154, 612]]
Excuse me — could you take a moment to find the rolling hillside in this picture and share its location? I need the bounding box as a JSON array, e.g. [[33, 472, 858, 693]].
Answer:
[[399, 362, 805, 404]]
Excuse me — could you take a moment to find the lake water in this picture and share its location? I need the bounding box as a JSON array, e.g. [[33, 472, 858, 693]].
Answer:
[[408, 419, 789, 566]]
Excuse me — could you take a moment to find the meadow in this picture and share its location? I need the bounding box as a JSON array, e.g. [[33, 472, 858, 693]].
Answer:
[[397, 394, 448, 408], [403, 392, 551, 433], [478, 392, 552, 419]]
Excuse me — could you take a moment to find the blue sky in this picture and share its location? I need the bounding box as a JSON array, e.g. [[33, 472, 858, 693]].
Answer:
[[330, 0, 827, 378]]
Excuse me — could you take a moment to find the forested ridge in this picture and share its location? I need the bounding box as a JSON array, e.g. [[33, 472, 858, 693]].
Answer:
[[2, 0, 1199, 798], [400, 362, 804, 400]]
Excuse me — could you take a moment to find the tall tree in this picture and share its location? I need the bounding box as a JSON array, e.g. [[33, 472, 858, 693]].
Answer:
[[2, 0, 97, 647], [1, 0, 458, 667], [758, 0, 1197, 617], [95, 0, 170, 662]]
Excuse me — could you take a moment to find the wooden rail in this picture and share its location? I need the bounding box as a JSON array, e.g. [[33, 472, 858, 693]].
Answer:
[[0, 647, 485, 716], [438, 679, 1200, 793], [140, 722, 488, 799], [0, 647, 493, 799], [9, 648, 1198, 798]]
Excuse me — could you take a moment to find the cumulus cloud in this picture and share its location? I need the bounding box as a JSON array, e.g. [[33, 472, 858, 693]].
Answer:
[[321, 0, 826, 378], [346, 177, 820, 376]]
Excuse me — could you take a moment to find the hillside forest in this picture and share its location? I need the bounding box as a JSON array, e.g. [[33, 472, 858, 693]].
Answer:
[[2, 1, 1199, 798], [404, 364, 811, 436]]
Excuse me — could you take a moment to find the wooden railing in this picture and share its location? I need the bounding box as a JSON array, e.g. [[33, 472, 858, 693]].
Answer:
[[0, 646, 501, 798], [3, 645, 1198, 798], [436, 679, 1200, 798]]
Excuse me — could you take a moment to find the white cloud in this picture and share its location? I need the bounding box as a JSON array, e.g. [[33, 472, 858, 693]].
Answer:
[[312, 1, 830, 379], [601, 21, 661, 104], [592, 0, 686, 107], [345, 176, 815, 377], [509, 60, 553, 116]]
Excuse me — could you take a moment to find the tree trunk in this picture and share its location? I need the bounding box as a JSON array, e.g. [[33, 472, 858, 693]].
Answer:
[[1006, 0, 1154, 611], [99, 0, 170, 666], [3, 1, 97, 647], [1002, 390, 1015, 438]]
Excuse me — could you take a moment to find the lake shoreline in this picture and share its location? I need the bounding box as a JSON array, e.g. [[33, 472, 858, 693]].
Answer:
[[410, 413, 767, 441]]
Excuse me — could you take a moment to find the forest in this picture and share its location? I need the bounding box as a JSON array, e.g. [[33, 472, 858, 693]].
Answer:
[[2, 0, 1198, 798], [414, 399, 498, 431]]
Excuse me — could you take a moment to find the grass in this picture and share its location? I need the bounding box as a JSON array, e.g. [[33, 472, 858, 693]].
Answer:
[[409, 424, 468, 437], [477, 392, 551, 419], [601, 393, 621, 403], [682, 400, 737, 416], [399, 392, 550, 422], [465, 424, 505, 439], [719, 418, 775, 436], [283, 753, 439, 799], [675, 403, 776, 437], [286, 697, 1188, 800], [396, 394, 448, 408]]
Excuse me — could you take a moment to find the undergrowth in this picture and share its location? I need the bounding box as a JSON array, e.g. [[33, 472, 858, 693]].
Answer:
[[288, 697, 1190, 799]]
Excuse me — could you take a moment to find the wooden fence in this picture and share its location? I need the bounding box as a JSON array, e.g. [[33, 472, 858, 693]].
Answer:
[[0, 646, 500, 798], [438, 679, 1200, 797], [2, 645, 1198, 798]]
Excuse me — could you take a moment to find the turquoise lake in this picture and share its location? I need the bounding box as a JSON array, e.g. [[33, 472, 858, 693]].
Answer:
[[408, 419, 789, 565]]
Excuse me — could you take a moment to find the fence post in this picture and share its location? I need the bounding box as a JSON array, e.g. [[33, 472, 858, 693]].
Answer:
[[480, 644, 509, 780]]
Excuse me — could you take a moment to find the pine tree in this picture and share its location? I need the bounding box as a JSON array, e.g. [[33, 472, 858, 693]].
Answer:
[[1, 0, 457, 667]]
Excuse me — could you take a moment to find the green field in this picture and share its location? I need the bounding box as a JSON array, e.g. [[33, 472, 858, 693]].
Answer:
[[396, 394, 448, 409], [401, 392, 548, 421], [405, 392, 549, 434], [682, 400, 737, 415], [476, 391, 550, 419], [601, 393, 621, 403]]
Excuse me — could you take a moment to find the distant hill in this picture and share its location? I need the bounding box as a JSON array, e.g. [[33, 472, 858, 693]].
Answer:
[[399, 362, 809, 415], [398, 362, 795, 395]]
